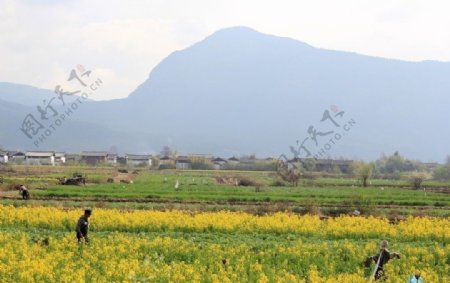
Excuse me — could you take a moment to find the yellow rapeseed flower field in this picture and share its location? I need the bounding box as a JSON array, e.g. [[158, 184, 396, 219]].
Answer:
[[0, 205, 448, 282]]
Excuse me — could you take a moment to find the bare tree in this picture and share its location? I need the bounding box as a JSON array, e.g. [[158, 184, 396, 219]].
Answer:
[[353, 161, 375, 187]]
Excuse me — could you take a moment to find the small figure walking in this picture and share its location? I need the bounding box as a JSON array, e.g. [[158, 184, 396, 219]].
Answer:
[[19, 185, 30, 200], [365, 240, 401, 281], [407, 271, 424, 283], [75, 208, 92, 244]]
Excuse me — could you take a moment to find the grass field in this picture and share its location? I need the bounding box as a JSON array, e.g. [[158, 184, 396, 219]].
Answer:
[[1, 167, 449, 217]]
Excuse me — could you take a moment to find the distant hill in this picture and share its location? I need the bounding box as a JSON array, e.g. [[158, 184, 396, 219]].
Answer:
[[1, 27, 449, 161], [0, 82, 57, 107], [0, 88, 151, 153]]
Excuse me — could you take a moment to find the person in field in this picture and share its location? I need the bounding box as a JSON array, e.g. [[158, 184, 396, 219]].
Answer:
[[365, 240, 401, 280], [19, 185, 30, 200], [75, 208, 92, 244]]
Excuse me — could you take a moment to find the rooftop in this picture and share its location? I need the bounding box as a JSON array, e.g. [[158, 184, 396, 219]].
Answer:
[[80, 151, 108, 157]]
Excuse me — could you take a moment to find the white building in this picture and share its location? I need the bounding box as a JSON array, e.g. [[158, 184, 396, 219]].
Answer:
[[55, 152, 66, 164], [126, 154, 152, 167], [0, 151, 8, 163], [25, 151, 56, 166]]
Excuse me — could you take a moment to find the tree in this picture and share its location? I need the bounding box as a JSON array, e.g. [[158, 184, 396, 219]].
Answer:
[[409, 172, 428, 189], [375, 152, 424, 176], [278, 169, 300, 186], [151, 156, 160, 169], [433, 164, 450, 181], [303, 159, 316, 171], [277, 161, 300, 186], [160, 146, 177, 158], [353, 161, 374, 187], [188, 155, 214, 170]]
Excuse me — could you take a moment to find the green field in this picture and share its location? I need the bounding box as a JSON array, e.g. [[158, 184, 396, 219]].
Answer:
[[1, 166, 449, 217]]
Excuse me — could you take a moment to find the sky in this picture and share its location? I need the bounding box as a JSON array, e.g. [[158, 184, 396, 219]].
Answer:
[[1, 0, 450, 101]]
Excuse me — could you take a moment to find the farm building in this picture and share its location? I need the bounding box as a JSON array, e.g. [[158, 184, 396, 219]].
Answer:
[[8, 151, 26, 164], [54, 152, 66, 164], [159, 155, 174, 167], [80, 151, 108, 165], [65, 153, 80, 163], [106, 154, 118, 165], [211, 157, 227, 169], [228, 156, 240, 164], [117, 156, 127, 165], [176, 156, 191, 170], [25, 151, 56, 166], [0, 151, 8, 163], [126, 154, 152, 167]]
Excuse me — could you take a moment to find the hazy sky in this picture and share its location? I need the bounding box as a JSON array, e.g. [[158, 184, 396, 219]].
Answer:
[[1, 0, 449, 100]]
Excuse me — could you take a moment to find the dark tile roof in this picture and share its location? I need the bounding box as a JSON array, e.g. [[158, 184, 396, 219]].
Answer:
[[126, 154, 151, 160], [80, 151, 108, 157], [26, 151, 55, 157]]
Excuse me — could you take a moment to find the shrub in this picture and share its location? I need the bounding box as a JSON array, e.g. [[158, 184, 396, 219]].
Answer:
[[270, 180, 286, 187], [433, 164, 450, 181]]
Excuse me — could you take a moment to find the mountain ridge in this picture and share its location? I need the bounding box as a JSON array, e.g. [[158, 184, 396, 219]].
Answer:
[[1, 26, 449, 161]]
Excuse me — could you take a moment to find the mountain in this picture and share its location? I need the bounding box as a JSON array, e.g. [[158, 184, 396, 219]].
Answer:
[[1, 27, 450, 161], [0, 86, 156, 153], [0, 82, 57, 107]]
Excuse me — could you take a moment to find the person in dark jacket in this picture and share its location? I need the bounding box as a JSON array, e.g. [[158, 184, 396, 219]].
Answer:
[[19, 185, 30, 200], [365, 240, 401, 280], [75, 208, 92, 244]]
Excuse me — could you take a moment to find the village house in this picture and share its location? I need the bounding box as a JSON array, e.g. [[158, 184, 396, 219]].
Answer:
[[211, 157, 227, 170], [7, 151, 25, 164], [159, 155, 174, 167], [65, 153, 80, 163], [117, 156, 127, 165], [176, 156, 191, 170], [189, 153, 214, 159], [239, 157, 256, 164], [54, 152, 66, 164], [126, 154, 152, 167], [106, 154, 118, 165], [228, 156, 240, 164], [0, 151, 8, 163], [80, 151, 108, 165], [25, 151, 56, 166]]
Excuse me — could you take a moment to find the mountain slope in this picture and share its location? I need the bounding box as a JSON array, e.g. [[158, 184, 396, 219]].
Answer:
[[0, 96, 154, 153], [0, 82, 57, 107], [83, 27, 450, 160], [2, 27, 450, 160]]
